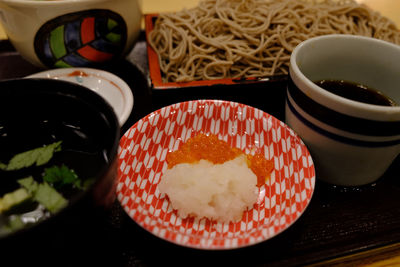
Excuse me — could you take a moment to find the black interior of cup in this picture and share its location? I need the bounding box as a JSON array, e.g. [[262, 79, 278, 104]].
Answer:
[[295, 36, 400, 104], [0, 78, 120, 254]]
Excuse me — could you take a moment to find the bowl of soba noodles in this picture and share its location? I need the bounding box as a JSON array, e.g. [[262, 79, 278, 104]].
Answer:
[[145, 0, 400, 90], [0, 78, 120, 264]]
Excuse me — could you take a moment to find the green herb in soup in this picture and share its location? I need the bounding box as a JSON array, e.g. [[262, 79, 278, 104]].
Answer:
[[0, 141, 61, 171], [43, 165, 81, 190], [16, 176, 68, 214], [0, 141, 88, 236]]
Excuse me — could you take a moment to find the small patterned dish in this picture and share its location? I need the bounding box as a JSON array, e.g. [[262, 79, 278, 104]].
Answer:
[[117, 99, 315, 250], [27, 67, 134, 126]]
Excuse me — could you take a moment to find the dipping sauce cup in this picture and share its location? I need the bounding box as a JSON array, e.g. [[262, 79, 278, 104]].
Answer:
[[286, 34, 400, 186], [0, 0, 142, 68]]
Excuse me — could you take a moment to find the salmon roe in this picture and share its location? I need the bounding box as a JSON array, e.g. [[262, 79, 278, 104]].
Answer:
[[166, 133, 274, 186]]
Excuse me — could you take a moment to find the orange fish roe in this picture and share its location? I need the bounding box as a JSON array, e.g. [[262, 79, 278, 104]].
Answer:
[[166, 133, 274, 186], [247, 153, 274, 186]]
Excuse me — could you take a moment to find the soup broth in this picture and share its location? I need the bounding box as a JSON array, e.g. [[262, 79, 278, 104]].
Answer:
[[0, 119, 108, 236]]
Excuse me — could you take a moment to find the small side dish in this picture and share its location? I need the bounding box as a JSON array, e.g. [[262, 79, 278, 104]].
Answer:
[[27, 67, 134, 125], [117, 100, 315, 249]]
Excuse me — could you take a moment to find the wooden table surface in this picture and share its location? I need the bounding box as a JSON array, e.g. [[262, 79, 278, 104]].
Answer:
[[0, 0, 399, 266]]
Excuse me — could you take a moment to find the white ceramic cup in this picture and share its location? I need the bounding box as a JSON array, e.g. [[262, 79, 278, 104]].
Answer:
[[0, 0, 142, 68], [286, 34, 400, 186]]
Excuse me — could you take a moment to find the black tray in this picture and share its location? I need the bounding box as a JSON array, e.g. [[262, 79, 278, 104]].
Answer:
[[1, 33, 399, 266]]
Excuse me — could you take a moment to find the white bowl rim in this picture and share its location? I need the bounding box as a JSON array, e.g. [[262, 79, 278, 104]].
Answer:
[[27, 67, 134, 126], [290, 34, 400, 121]]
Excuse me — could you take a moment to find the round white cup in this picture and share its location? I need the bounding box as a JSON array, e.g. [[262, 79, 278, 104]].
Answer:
[[286, 34, 400, 186], [0, 0, 142, 68]]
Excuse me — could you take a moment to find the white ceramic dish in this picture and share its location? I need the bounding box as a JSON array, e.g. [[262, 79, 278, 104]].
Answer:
[[27, 67, 134, 126]]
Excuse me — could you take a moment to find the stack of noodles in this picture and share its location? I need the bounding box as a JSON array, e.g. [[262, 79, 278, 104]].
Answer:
[[148, 0, 400, 82]]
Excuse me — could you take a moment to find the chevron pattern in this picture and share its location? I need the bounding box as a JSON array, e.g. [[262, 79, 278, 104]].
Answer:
[[117, 100, 315, 249]]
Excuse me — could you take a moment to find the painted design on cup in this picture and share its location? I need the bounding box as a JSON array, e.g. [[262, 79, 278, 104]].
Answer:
[[34, 9, 127, 68]]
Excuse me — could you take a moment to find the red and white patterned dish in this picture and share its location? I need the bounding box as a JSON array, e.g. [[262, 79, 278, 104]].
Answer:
[[117, 100, 315, 250]]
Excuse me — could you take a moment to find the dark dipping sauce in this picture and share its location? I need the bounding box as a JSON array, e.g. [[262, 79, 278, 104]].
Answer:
[[314, 79, 397, 107]]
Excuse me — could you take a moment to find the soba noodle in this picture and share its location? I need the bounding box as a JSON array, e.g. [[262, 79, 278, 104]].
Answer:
[[148, 0, 400, 82]]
